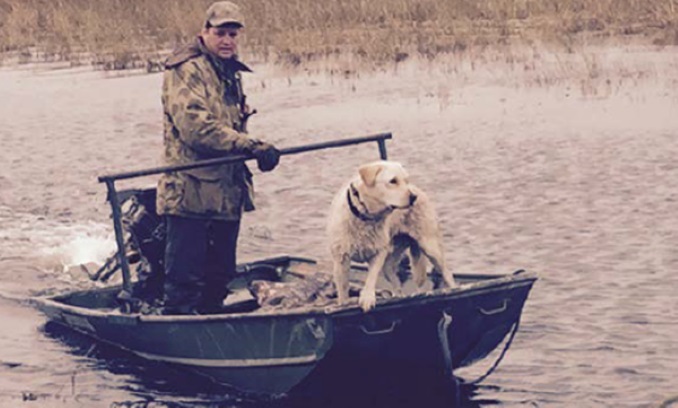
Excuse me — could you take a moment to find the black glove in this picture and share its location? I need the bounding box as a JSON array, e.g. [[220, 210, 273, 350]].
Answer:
[[251, 142, 281, 172]]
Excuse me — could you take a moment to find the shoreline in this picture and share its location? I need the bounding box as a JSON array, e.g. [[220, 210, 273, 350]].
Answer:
[[3, 43, 676, 99], [1, 32, 676, 73]]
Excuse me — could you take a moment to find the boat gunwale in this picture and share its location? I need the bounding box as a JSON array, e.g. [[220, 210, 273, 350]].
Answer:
[[327, 272, 537, 317], [32, 271, 537, 322]]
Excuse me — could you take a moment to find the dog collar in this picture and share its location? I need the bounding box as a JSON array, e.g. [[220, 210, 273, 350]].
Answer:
[[347, 184, 389, 222]]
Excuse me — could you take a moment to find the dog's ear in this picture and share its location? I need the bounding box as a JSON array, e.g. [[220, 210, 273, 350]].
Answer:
[[359, 162, 383, 187]]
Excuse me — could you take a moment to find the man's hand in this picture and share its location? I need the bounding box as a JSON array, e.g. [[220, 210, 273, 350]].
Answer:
[[250, 141, 280, 172]]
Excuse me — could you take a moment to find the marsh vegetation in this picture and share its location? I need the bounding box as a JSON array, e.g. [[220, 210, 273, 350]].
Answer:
[[1, 0, 677, 69]]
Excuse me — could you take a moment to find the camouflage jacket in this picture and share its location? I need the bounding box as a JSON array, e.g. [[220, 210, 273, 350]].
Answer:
[[157, 37, 257, 220]]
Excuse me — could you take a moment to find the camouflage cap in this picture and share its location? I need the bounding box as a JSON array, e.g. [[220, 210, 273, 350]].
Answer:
[[205, 1, 244, 28]]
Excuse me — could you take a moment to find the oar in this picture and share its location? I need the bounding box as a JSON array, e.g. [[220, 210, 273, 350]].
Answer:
[[97, 132, 393, 311]]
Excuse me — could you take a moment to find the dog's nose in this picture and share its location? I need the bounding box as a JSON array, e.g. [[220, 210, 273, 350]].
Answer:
[[409, 193, 417, 205]]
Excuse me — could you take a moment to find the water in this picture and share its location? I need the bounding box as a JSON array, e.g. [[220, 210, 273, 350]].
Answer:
[[1, 46, 678, 407]]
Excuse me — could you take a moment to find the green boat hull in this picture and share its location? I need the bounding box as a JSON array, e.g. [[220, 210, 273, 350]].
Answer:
[[34, 257, 536, 396]]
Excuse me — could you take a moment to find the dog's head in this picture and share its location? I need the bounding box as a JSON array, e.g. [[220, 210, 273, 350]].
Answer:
[[357, 161, 417, 209]]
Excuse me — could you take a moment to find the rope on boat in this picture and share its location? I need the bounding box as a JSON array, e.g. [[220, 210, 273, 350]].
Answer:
[[437, 311, 454, 378], [460, 316, 522, 386], [437, 310, 522, 386]]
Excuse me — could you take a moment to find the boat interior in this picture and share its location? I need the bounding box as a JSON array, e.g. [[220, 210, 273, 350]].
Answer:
[[47, 255, 514, 315]]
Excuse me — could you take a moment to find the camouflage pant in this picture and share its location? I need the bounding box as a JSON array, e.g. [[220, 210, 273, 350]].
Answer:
[[163, 215, 240, 314]]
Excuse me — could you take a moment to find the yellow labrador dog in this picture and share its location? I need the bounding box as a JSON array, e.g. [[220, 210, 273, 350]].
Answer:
[[327, 160, 456, 312]]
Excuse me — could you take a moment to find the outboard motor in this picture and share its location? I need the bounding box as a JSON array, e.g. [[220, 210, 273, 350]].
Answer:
[[119, 188, 166, 304]]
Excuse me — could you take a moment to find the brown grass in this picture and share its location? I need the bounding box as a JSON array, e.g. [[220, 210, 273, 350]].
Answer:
[[0, 0, 677, 69]]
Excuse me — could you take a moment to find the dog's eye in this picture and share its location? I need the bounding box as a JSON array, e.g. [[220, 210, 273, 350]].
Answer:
[[389, 178, 398, 185]]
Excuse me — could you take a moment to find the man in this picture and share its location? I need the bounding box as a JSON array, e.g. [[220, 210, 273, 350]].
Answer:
[[156, 1, 279, 314]]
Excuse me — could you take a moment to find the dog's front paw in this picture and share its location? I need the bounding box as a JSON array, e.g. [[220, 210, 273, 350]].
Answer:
[[359, 289, 377, 312]]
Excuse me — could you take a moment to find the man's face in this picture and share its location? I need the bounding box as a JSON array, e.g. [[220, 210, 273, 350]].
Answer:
[[201, 25, 240, 60]]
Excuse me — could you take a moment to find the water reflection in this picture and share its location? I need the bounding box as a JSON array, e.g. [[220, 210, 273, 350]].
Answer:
[[42, 322, 487, 407]]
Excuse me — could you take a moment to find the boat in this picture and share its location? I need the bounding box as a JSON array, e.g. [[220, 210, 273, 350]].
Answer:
[[32, 133, 537, 397]]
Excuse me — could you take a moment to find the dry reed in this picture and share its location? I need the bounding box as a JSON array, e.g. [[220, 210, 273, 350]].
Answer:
[[0, 0, 677, 69]]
